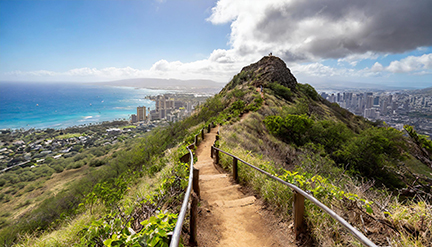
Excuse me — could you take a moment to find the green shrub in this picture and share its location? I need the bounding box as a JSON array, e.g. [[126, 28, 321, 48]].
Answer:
[[248, 98, 263, 112], [24, 184, 36, 192], [91, 148, 105, 157], [73, 153, 88, 162], [230, 99, 246, 112], [297, 83, 319, 101], [404, 125, 432, 158], [264, 114, 314, 146], [51, 164, 64, 173], [66, 160, 85, 170], [229, 89, 246, 99], [20, 171, 36, 182], [89, 159, 105, 167], [269, 82, 292, 101], [333, 127, 407, 189], [309, 120, 353, 153]]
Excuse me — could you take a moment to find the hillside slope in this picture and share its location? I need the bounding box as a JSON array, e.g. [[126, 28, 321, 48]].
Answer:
[[204, 55, 432, 246], [9, 56, 432, 246]]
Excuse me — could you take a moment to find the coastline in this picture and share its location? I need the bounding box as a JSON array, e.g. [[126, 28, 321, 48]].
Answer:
[[0, 82, 164, 130]]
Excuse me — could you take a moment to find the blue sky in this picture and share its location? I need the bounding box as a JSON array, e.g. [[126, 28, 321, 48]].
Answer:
[[1, 0, 432, 88]]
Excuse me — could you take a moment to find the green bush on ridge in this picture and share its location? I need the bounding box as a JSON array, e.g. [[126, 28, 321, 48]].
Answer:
[[264, 113, 409, 189]]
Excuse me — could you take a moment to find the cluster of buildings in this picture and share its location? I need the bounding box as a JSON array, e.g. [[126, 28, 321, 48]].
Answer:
[[0, 135, 90, 171], [320, 90, 432, 138], [130, 94, 201, 124], [0, 124, 154, 171]]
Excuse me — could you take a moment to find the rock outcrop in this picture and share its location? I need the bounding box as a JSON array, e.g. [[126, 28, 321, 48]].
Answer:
[[240, 55, 297, 89]]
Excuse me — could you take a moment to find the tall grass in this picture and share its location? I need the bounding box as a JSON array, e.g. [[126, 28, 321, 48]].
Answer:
[[217, 115, 432, 246]]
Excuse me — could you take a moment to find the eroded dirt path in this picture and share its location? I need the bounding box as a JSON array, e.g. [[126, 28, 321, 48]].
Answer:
[[194, 127, 295, 247]]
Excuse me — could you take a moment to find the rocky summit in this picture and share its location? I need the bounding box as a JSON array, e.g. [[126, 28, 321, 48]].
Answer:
[[240, 55, 297, 89]]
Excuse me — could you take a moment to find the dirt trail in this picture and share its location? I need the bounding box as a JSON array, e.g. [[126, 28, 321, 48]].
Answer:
[[194, 127, 295, 247]]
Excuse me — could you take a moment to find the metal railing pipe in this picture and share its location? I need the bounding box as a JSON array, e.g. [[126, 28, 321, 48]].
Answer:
[[170, 146, 194, 247], [212, 146, 377, 247]]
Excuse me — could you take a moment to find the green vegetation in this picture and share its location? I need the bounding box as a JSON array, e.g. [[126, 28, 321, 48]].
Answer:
[[268, 82, 292, 101], [4, 58, 432, 247], [263, 111, 409, 189], [207, 67, 432, 245], [296, 83, 320, 101], [0, 93, 224, 246], [55, 133, 84, 140], [119, 125, 137, 129], [404, 124, 432, 158]]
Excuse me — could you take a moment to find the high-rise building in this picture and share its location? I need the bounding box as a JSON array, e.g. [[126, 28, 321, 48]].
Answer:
[[366, 95, 374, 109], [137, 106, 146, 121], [131, 114, 137, 123], [373, 96, 380, 106]]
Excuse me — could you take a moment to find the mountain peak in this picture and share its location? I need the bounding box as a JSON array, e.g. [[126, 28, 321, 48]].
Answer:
[[240, 55, 297, 89]]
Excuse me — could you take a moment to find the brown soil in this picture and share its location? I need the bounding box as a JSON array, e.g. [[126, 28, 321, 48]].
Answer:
[[193, 127, 295, 247]]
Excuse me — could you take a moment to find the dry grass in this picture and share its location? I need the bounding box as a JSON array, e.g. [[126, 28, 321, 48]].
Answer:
[[216, 112, 432, 246], [0, 164, 89, 229], [12, 144, 184, 247]]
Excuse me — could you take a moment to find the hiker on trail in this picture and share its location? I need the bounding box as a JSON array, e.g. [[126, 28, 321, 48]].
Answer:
[[260, 85, 263, 93]]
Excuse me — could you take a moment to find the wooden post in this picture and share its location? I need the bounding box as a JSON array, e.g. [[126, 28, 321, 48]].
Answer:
[[215, 149, 219, 165], [189, 193, 198, 246], [201, 128, 204, 140], [207, 124, 210, 133], [233, 157, 238, 183], [293, 191, 305, 240], [194, 134, 198, 145], [193, 167, 200, 199], [211, 146, 214, 158]]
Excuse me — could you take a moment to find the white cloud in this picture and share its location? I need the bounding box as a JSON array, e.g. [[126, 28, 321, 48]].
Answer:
[[3, 0, 432, 84], [386, 53, 432, 73], [370, 62, 384, 72], [338, 52, 380, 66], [208, 0, 432, 63]]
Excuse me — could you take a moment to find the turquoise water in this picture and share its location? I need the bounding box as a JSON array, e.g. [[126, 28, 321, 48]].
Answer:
[[0, 82, 164, 129]]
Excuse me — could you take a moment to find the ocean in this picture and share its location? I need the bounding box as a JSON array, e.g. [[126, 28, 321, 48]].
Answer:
[[0, 82, 165, 130]]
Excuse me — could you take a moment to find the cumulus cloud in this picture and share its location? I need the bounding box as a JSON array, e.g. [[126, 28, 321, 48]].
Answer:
[[292, 54, 432, 79], [370, 62, 384, 72], [386, 53, 432, 73], [208, 0, 432, 62], [4, 0, 432, 83]]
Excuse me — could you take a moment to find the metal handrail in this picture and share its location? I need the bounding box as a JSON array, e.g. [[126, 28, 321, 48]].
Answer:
[[212, 146, 377, 247], [170, 125, 208, 247], [170, 145, 194, 247]]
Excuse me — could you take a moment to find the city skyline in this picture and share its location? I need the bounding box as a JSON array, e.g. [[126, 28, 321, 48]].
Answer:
[[320, 89, 432, 138], [1, 0, 432, 88]]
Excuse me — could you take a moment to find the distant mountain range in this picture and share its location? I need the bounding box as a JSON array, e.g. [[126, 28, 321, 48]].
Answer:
[[309, 81, 425, 91], [93, 78, 226, 94], [412, 86, 432, 96]]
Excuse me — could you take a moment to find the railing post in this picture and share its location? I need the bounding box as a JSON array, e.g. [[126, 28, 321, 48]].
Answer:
[[194, 134, 198, 146], [233, 157, 238, 183], [189, 193, 198, 246], [207, 124, 210, 133], [215, 149, 219, 165], [210, 146, 214, 158], [201, 128, 204, 140], [193, 167, 200, 199], [293, 191, 305, 240]]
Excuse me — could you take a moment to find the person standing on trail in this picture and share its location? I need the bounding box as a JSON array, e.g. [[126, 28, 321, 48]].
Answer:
[[260, 85, 263, 93]]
